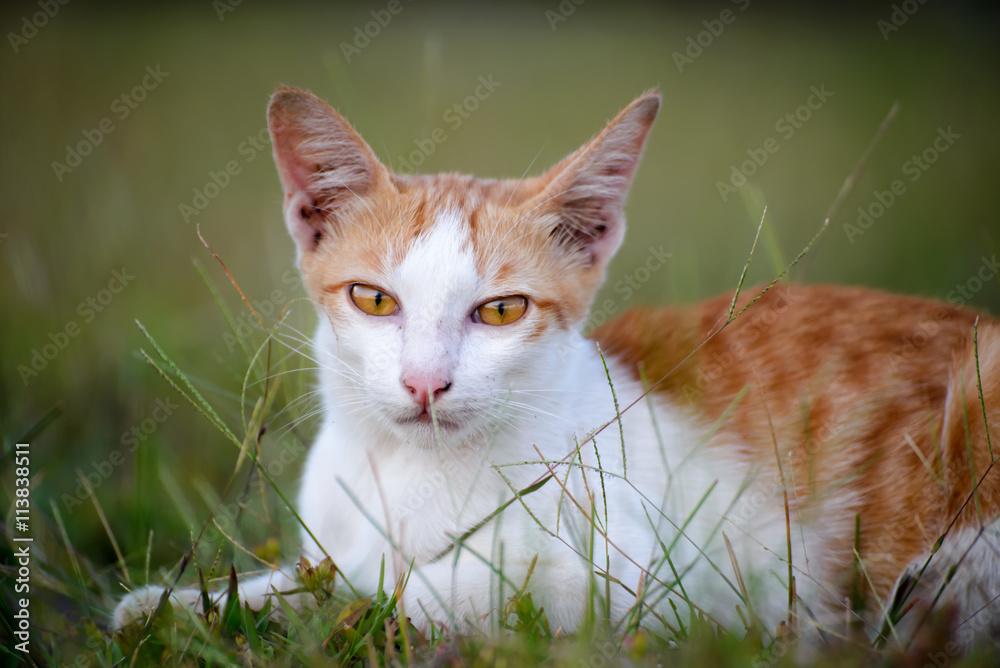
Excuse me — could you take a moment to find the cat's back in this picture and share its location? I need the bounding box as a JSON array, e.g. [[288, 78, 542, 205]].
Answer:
[[594, 283, 1000, 604], [594, 282, 984, 424]]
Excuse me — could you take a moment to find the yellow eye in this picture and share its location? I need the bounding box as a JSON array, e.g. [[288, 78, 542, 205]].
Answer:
[[476, 296, 528, 326], [350, 284, 398, 316]]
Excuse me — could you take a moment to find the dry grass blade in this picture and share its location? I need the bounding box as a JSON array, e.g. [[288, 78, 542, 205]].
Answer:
[[79, 469, 130, 586], [722, 532, 756, 633], [197, 223, 264, 329], [750, 369, 796, 633], [973, 316, 996, 462]]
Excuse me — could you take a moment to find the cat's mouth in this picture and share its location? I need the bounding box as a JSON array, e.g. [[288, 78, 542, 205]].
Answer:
[[397, 410, 459, 431]]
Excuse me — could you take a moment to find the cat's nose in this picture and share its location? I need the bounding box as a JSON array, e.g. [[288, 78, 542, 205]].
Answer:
[[402, 374, 452, 409]]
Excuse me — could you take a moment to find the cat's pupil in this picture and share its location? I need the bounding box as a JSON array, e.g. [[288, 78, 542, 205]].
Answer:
[[374, 292, 382, 307], [497, 302, 505, 317]]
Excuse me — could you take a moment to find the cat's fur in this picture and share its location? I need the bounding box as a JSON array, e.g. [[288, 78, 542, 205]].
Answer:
[[114, 87, 1000, 647]]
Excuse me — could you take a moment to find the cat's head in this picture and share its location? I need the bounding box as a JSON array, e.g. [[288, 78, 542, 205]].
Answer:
[[268, 87, 659, 447]]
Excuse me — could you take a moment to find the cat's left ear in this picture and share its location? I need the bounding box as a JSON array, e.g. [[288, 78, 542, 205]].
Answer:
[[532, 90, 660, 269], [268, 86, 391, 256]]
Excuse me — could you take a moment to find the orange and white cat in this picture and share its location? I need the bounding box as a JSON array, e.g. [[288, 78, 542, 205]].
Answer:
[[115, 87, 1000, 649]]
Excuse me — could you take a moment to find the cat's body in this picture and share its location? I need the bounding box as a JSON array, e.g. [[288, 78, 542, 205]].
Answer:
[[115, 89, 1000, 648]]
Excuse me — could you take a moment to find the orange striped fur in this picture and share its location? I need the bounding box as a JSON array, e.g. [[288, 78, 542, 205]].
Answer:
[[597, 283, 1000, 612]]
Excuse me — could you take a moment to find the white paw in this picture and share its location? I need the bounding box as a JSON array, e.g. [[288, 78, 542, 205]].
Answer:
[[113, 585, 207, 630], [113, 585, 167, 630]]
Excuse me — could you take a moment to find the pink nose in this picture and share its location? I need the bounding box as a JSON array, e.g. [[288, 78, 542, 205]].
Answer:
[[402, 375, 452, 409]]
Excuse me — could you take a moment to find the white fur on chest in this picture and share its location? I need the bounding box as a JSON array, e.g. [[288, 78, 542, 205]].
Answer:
[[295, 332, 778, 630]]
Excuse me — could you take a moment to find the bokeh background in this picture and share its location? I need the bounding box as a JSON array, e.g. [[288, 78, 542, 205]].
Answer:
[[2, 0, 999, 657]]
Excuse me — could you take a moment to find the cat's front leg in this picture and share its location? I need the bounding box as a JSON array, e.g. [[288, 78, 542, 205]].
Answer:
[[400, 555, 510, 633], [113, 585, 202, 629], [399, 541, 589, 634], [112, 568, 301, 630]]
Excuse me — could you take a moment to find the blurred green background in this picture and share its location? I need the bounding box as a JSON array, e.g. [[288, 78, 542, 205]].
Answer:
[[1, 0, 999, 653]]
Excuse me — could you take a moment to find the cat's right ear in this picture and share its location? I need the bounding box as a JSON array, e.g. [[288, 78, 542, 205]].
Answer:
[[268, 87, 390, 255]]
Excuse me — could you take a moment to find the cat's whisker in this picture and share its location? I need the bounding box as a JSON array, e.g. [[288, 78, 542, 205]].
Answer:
[[506, 389, 588, 410], [266, 390, 324, 424], [250, 367, 326, 387], [273, 321, 327, 346], [493, 398, 573, 424], [271, 328, 338, 358], [268, 334, 344, 372], [498, 145, 545, 222], [270, 334, 365, 384]]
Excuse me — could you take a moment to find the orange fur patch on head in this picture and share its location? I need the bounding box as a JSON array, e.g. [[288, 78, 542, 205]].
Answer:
[[270, 87, 661, 333]]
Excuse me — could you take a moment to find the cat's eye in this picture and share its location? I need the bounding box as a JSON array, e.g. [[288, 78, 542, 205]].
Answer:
[[475, 296, 528, 326], [350, 284, 398, 316]]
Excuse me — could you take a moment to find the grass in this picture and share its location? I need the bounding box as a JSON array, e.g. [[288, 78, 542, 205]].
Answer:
[[3, 2, 1000, 666], [6, 141, 999, 667], [6, 313, 998, 668]]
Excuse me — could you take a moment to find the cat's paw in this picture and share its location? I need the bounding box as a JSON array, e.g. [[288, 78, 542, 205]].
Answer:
[[114, 585, 210, 630], [113, 586, 168, 630]]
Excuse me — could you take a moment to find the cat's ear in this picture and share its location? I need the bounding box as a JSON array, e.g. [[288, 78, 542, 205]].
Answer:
[[531, 90, 660, 268], [268, 87, 390, 255]]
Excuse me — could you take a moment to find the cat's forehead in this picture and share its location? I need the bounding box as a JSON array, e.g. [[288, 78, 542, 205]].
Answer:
[[392, 208, 480, 315], [381, 173, 551, 279], [391, 174, 537, 243], [394, 173, 534, 209]]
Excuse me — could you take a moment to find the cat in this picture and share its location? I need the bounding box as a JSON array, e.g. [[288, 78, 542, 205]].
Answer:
[[114, 86, 1000, 650]]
